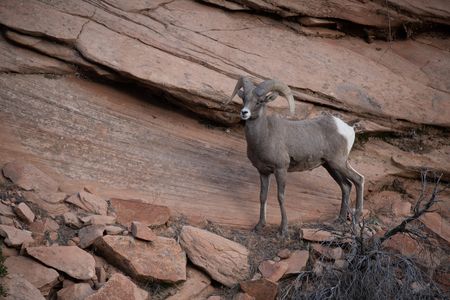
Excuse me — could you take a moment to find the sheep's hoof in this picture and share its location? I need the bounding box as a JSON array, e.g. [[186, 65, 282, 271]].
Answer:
[[253, 223, 265, 233], [278, 226, 288, 238]]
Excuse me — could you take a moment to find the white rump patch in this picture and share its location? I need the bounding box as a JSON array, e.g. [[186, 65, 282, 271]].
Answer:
[[333, 117, 355, 154]]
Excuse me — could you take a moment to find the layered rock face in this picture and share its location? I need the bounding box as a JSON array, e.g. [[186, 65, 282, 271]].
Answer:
[[0, 0, 449, 229]]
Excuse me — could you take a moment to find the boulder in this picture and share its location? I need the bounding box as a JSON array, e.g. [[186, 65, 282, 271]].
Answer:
[[4, 256, 59, 295], [179, 226, 250, 287], [26, 246, 96, 280], [240, 278, 278, 300], [283, 250, 310, 275], [78, 225, 106, 248], [23, 191, 70, 217], [301, 228, 335, 242], [15, 202, 35, 224], [95, 235, 186, 283], [85, 273, 149, 300], [258, 260, 288, 282], [110, 198, 170, 227], [166, 267, 211, 300], [57, 283, 95, 300], [2, 161, 58, 192], [0, 274, 45, 300], [131, 221, 157, 242], [0, 225, 34, 247], [65, 191, 108, 215]]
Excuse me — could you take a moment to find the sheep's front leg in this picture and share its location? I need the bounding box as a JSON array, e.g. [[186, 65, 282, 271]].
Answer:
[[254, 173, 270, 232], [275, 168, 288, 236]]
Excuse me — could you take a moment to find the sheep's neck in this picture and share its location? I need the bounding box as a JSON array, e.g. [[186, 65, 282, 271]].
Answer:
[[245, 110, 269, 147]]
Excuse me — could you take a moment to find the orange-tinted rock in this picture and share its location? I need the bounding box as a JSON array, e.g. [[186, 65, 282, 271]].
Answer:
[[240, 278, 278, 300], [66, 191, 108, 216], [0, 225, 34, 247], [283, 250, 309, 275], [166, 267, 211, 300], [95, 235, 186, 283], [277, 249, 291, 259], [131, 221, 157, 242], [26, 246, 96, 280], [258, 260, 288, 282], [110, 198, 170, 227], [0, 274, 45, 300], [301, 229, 334, 242], [80, 215, 116, 226], [420, 212, 450, 243], [57, 283, 95, 300], [311, 244, 343, 261], [24, 191, 70, 217], [180, 226, 250, 287], [79, 225, 106, 248], [4, 256, 59, 295], [392, 200, 411, 218], [2, 161, 58, 192], [15, 202, 35, 224], [85, 273, 148, 300]]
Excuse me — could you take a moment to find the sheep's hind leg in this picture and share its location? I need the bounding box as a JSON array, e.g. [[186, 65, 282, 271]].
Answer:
[[253, 173, 270, 232], [323, 162, 352, 222], [274, 168, 288, 237]]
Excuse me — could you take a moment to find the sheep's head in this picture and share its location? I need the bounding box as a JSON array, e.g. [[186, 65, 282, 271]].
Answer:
[[227, 76, 295, 120]]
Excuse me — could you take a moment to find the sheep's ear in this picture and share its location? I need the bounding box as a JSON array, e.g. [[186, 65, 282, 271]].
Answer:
[[237, 89, 244, 99], [264, 92, 279, 102]]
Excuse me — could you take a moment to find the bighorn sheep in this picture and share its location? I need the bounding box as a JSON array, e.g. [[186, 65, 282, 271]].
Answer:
[[227, 76, 364, 236]]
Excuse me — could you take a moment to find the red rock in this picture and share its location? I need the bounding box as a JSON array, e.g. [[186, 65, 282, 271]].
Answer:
[[0, 216, 14, 225], [95, 235, 186, 283], [105, 225, 124, 235], [66, 191, 108, 216], [63, 212, 82, 228], [301, 228, 334, 242], [166, 267, 211, 300], [23, 191, 70, 217], [0, 202, 15, 217], [284, 250, 309, 275], [392, 200, 411, 217], [0, 274, 45, 300], [277, 249, 291, 259], [1, 244, 18, 257], [4, 255, 59, 295], [311, 244, 343, 261], [110, 198, 170, 227], [180, 226, 250, 287], [234, 293, 256, 300], [26, 246, 96, 280], [2, 161, 58, 192], [80, 215, 116, 226], [258, 260, 288, 282], [15, 202, 35, 223], [131, 221, 157, 242], [57, 283, 95, 300], [0, 225, 34, 247], [85, 273, 148, 300], [79, 225, 106, 248], [420, 212, 450, 243], [240, 278, 278, 300]]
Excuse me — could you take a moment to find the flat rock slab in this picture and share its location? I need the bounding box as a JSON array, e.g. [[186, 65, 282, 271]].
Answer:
[[4, 256, 59, 295], [66, 191, 108, 215], [110, 198, 170, 227], [179, 226, 250, 287], [0, 274, 45, 300], [258, 260, 288, 282], [240, 278, 278, 300], [57, 283, 95, 300], [2, 161, 58, 192], [283, 250, 309, 275], [15, 202, 35, 224], [166, 267, 211, 300], [301, 228, 335, 242], [95, 235, 186, 283], [24, 191, 70, 217], [26, 246, 96, 280], [86, 273, 148, 300], [79, 224, 106, 249], [131, 221, 157, 242], [0, 224, 34, 247]]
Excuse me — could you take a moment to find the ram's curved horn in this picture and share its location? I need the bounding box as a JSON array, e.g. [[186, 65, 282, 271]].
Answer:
[[254, 79, 295, 114]]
